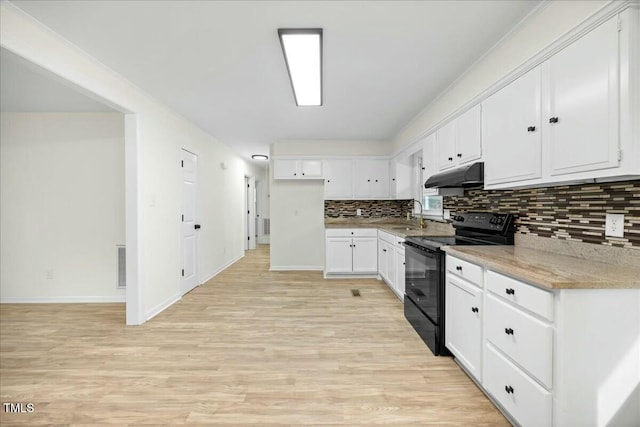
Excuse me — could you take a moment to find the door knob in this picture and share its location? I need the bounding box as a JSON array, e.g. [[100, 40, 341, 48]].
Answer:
[[194, 224, 201, 230]]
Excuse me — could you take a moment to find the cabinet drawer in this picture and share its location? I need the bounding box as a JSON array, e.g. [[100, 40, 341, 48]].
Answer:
[[485, 293, 553, 388], [325, 228, 377, 238], [486, 270, 554, 321], [378, 230, 396, 244], [484, 342, 552, 427], [447, 255, 483, 286]]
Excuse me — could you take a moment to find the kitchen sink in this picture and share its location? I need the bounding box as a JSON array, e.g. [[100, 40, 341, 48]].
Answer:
[[389, 226, 420, 231]]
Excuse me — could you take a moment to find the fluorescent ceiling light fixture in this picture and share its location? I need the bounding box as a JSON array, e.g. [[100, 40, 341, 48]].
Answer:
[[278, 28, 323, 106], [251, 154, 269, 160]]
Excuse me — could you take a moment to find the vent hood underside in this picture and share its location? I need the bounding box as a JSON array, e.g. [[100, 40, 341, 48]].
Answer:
[[424, 162, 484, 188]]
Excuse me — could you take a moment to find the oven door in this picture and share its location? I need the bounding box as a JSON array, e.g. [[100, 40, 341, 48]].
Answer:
[[404, 242, 443, 324]]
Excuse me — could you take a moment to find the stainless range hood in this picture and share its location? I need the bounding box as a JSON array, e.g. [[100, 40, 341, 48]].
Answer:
[[424, 162, 484, 188]]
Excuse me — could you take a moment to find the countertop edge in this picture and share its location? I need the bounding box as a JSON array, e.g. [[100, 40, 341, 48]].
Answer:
[[442, 246, 640, 290]]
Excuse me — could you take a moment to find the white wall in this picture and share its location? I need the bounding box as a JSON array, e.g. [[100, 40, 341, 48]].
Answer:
[[0, 112, 125, 302], [0, 3, 262, 321], [273, 139, 391, 157], [269, 140, 389, 270], [269, 178, 325, 270], [393, 0, 609, 152]]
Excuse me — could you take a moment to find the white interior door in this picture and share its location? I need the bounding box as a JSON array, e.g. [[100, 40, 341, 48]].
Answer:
[[182, 149, 199, 295], [245, 176, 256, 250]]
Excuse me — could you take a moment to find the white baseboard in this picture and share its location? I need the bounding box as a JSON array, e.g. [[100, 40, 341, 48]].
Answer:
[[0, 295, 126, 303], [200, 253, 244, 284], [269, 266, 324, 271], [323, 273, 379, 279], [145, 293, 181, 321], [258, 236, 270, 244]]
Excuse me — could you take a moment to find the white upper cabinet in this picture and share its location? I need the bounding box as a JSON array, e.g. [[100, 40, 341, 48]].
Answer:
[[483, 66, 542, 185], [273, 159, 298, 178], [483, 9, 639, 189], [437, 104, 482, 172], [301, 160, 324, 178], [273, 159, 324, 179], [436, 119, 457, 171], [456, 104, 483, 164], [324, 159, 353, 199], [389, 156, 413, 200], [547, 16, 619, 176], [353, 159, 389, 199]]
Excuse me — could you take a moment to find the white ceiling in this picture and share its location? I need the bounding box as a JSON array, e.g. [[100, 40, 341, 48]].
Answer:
[[9, 0, 540, 161], [0, 47, 116, 112]]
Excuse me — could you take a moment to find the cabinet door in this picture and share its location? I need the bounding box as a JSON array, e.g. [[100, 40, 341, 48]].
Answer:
[[324, 160, 353, 199], [437, 120, 457, 171], [483, 67, 542, 185], [388, 160, 397, 199], [300, 160, 323, 178], [371, 160, 389, 198], [395, 248, 406, 298], [352, 237, 378, 273], [456, 104, 482, 164], [548, 16, 619, 176], [422, 133, 437, 183], [380, 241, 396, 288], [446, 275, 483, 381], [353, 160, 388, 198], [273, 159, 298, 179], [353, 160, 374, 198], [484, 343, 552, 427], [325, 237, 353, 273]]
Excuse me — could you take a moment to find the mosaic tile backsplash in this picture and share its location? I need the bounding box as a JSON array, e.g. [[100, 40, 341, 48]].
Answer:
[[444, 180, 640, 249], [325, 199, 413, 218]]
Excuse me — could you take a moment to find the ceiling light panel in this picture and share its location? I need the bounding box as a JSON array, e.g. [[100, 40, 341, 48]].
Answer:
[[278, 29, 322, 106]]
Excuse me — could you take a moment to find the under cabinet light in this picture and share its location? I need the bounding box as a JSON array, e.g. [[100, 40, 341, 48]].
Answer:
[[278, 28, 323, 106]]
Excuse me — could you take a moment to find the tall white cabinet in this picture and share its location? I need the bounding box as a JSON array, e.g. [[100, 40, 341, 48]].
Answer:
[[483, 8, 639, 188], [547, 16, 620, 176]]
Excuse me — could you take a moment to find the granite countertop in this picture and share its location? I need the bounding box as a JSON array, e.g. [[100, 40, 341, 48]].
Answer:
[[442, 245, 640, 290], [325, 219, 455, 238]]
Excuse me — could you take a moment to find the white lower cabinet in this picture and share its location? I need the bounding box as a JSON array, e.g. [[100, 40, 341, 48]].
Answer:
[[446, 274, 483, 381], [484, 342, 552, 427], [378, 240, 396, 288], [394, 244, 405, 297], [446, 255, 640, 427], [325, 229, 377, 275], [485, 293, 553, 388], [377, 231, 405, 301]]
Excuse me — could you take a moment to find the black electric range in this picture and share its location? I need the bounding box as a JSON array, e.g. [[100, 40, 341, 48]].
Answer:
[[403, 212, 515, 356]]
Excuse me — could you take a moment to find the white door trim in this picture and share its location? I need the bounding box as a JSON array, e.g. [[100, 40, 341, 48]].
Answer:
[[245, 176, 256, 250], [125, 114, 144, 325], [181, 149, 200, 295]]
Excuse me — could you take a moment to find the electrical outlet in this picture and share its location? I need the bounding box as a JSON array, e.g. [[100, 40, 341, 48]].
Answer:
[[356, 208, 362, 216], [605, 213, 624, 238], [46, 269, 54, 280]]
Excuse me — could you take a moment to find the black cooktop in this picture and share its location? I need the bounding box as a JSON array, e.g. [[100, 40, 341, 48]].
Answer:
[[404, 212, 515, 251]]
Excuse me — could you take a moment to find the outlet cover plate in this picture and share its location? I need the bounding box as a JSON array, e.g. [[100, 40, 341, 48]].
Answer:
[[605, 213, 624, 238]]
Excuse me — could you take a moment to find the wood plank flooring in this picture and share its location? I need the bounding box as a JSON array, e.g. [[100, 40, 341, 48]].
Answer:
[[0, 245, 508, 425]]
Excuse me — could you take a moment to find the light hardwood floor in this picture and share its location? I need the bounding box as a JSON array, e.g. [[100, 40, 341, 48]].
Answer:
[[0, 245, 508, 425]]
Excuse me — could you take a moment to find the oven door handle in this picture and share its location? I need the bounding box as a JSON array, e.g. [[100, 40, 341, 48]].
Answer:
[[404, 241, 438, 255]]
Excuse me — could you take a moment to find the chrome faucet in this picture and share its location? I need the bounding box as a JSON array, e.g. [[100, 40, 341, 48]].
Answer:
[[412, 199, 426, 229]]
